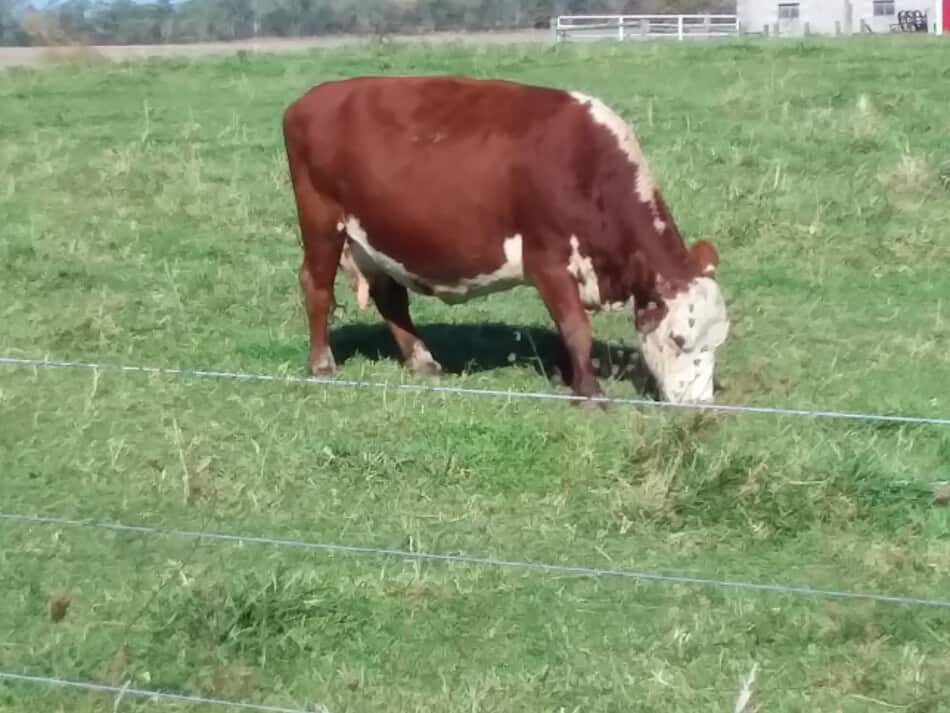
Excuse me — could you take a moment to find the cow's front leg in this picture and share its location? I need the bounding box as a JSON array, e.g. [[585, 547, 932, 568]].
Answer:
[[370, 275, 442, 376], [529, 266, 603, 407]]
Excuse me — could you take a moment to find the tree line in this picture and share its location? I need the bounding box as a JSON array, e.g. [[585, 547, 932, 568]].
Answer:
[[0, 0, 734, 46]]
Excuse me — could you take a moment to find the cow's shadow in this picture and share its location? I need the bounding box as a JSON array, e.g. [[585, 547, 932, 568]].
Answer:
[[330, 321, 660, 398]]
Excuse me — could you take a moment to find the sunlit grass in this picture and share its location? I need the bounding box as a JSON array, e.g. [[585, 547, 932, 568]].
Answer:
[[1, 35, 949, 712]]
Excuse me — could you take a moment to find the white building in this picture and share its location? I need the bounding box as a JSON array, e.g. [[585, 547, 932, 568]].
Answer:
[[737, 0, 943, 36]]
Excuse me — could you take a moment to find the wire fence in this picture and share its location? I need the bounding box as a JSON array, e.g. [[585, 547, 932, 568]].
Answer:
[[2, 355, 950, 427], [4, 512, 949, 609], [3, 352, 950, 710], [0, 672, 328, 713]]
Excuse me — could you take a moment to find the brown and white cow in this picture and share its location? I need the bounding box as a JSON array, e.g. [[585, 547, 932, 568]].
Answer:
[[282, 75, 730, 404]]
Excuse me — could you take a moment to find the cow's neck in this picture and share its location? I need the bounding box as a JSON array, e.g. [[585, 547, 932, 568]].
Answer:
[[618, 190, 696, 307]]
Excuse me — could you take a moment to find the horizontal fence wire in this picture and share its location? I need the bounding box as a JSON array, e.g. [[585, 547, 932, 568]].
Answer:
[[2, 355, 950, 426], [4, 512, 950, 609], [0, 671, 327, 712]]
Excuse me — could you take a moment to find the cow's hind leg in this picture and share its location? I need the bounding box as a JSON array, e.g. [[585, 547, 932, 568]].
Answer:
[[287, 164, 344, 375], [300, 246, 341, 375], [528, 266, 603, 407], [370, 275, 442, 376]]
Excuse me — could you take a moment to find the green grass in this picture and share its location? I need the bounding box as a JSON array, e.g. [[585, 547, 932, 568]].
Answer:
[[2, 34, 950, 713]]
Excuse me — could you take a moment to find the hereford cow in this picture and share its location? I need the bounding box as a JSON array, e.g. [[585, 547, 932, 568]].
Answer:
[[282, 75, 730, 404]]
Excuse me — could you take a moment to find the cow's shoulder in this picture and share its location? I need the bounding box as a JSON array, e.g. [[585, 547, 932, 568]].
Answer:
[[563, 91, 657, 207]]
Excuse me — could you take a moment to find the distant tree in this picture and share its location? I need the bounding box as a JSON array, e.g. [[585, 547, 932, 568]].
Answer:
[[0, 0, 737, 46]]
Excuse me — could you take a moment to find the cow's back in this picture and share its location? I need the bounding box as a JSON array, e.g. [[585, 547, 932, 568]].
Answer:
[[283, 76, 586, 287]]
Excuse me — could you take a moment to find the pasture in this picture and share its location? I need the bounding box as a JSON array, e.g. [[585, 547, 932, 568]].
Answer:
[[1, 35, 950, 712]]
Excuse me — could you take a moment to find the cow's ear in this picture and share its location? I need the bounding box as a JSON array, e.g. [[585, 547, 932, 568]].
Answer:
[[634, 298, 667, 334], [689, 239, 719, 278]]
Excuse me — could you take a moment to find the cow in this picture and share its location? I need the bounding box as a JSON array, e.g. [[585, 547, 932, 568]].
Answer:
[[282, 75, 730, 405]]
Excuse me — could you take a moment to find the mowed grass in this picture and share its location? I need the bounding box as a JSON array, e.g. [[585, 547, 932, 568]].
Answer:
[[1, 34, 950, 712]]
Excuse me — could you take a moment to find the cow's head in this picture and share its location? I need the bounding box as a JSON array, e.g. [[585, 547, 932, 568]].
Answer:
[[633, 240, 730, 404]]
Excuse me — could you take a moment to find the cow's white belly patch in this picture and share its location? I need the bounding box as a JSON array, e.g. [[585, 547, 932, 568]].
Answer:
[[342, 215, 525, 304]]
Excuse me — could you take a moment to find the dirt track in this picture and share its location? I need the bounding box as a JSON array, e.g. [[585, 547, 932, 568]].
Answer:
[[0, 30, 553, 68]]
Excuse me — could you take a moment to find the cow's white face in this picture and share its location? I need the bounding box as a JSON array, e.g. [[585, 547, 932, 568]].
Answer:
[[638, 277, 730, 404]]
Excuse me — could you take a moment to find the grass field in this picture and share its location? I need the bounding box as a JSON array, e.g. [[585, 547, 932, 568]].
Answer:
[[2, 34, 950, 713]]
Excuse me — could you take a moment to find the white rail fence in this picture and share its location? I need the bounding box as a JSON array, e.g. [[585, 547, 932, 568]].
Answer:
[[554, 14, 740, 42]]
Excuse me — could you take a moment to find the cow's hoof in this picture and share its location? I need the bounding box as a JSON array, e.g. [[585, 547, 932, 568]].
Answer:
[[410, 359, 443, 377], [308, 348, 337, 376], [407, 355, 442, 376], [408, 344, 442, 376], [308, 360, 336, 377]]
